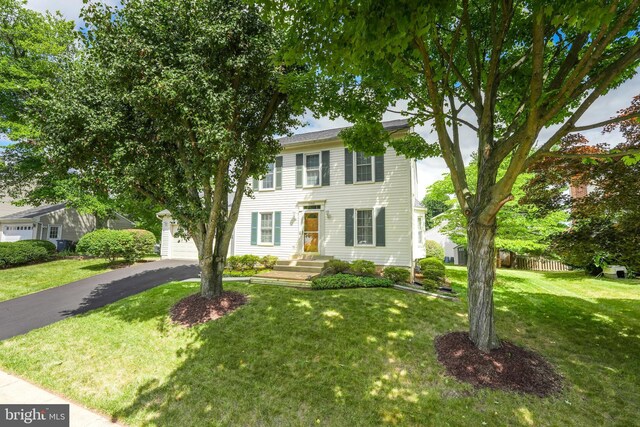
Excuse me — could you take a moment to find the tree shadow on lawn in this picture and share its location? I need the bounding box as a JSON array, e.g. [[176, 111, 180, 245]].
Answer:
[[102, 284, 472, 426], [81, 279, 639, 426]]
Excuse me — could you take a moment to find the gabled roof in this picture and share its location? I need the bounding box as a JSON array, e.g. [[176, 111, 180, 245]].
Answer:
[[279, 119, 410, 147], [0, 203, 67, 219]]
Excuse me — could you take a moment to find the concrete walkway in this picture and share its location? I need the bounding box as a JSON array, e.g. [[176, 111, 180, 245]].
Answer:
[[0, 260, 199, 341], [0, 370, 120, 426]]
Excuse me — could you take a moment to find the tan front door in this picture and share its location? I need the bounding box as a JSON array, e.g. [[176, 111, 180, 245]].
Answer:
[[303, 212, 319, 253]]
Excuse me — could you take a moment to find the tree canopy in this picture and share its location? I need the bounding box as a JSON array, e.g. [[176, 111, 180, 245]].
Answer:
[[425, 157, 568, 255], [0, 0, 74, 141], [525, 96, 640, 273], [35, 0, 303, 297], [261, 0, 640, 351]]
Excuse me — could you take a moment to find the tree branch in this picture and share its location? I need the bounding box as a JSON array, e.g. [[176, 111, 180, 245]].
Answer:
[[571, 111, 640, 133]]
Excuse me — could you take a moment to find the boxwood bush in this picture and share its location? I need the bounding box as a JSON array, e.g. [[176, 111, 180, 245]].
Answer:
[[350, 259, 377, 276], [323, 259, 351, 275], [383, 266, 411, 284], [125, 229, 156, 261], [261, 255, 278, 269], [0, 240, 55, 268], [311, 274, 394, 290], [77, 229, 155, 263], [418, 257, 446, 283], [77, 230, 134, 262]]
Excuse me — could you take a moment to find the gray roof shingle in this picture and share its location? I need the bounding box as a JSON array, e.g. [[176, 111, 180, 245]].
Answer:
[[0, 203, 67, 219], [279, 119, 410, 147]]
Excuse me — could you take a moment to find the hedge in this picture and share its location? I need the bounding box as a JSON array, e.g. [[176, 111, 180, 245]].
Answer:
[[383, 266, 411, 284], [311, 274, 394, 290], [76, 229, 155, 263], [418, 257, 446, 283], [0, 240, 55, 268]]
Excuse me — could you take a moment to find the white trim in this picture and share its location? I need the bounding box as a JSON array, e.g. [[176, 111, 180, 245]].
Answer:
[[46, 224, 62, 244], [259, 162, 276, 191], [354, 208, 375, 247], [258, 211, 275, 246], [354, 152, 374, 184], [303, 152, 322, 188]]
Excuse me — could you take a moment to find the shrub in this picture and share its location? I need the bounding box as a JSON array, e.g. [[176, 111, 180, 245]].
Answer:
[[0, 241, 52, 268], [239, 254, 261, 271], [261, 255, 278, 269], [323, 259, 351, 275], [77, 229, 135, 262], [226, 255, 242, 271], [311, 274, 393, 290], [124, 229, 156, 262], [418, 257, 446, 283], [350, 259, 377, 276], [424, 240, 445, 260], [383, 266, 411, 284], [19, 239, 56, 255]]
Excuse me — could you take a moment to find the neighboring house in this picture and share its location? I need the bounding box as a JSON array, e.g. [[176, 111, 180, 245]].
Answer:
[[158, 119, 428, 269], [0, 197, 134, 245], [423, 220, 464, 265]]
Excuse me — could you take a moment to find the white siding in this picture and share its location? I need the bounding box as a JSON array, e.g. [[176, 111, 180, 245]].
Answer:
[[169, 224, 198, 260], [234, 141, 414, 266]]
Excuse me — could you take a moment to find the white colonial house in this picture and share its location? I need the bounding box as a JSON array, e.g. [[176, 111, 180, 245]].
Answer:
[[158, 120, 428, 270]]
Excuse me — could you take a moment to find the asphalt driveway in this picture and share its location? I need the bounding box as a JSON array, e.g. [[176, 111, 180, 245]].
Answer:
[[0, 259, 199, 341]]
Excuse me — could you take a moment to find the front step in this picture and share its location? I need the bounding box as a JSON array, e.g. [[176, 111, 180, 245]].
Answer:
[[276, 260, 328, 267], [291, 254, 334, 261], [274, 257, 330, 274], [251, 277, 311, 288], [273, 265, 324, 274]]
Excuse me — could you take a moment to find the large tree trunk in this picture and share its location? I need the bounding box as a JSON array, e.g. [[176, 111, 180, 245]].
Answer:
[[199, 245, 224, 299], [466, 216, 501, 352]]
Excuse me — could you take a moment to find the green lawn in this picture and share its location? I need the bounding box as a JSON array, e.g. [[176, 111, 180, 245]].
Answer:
[[0, 258, 116, 302], [0, 267, 638, 426]]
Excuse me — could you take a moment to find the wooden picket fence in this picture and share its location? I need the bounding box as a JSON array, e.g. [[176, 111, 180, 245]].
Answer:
[[515, 256, 570, 272]]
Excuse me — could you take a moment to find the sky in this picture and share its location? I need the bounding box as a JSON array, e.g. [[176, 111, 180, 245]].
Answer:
[[19, 1, 640, 199]]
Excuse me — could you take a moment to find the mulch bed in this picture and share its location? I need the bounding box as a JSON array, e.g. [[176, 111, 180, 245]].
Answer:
[[435, 332, 563, 397], [170, 291, 247, 327]]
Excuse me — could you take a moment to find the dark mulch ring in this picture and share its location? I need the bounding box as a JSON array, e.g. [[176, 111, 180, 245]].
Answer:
[[170, 291, 248, 327], [435, 332, 563, 397]]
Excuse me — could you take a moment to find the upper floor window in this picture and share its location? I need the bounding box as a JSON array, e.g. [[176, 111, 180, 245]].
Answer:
[[261, 163, 275, 190], [417, 216, 424, 242], [355, 152, 373, 182], [305, 153, 320, 186]]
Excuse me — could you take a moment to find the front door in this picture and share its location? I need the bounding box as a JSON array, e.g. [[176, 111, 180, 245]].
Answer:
[[46, 225, 61, 245], [303, 212, 319, 253]]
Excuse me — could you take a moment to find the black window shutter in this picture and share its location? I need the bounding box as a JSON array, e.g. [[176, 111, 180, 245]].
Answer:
[[295, 154, 304, 188], [321, 150, 330, 186], [345, 209, 354, 246], [344, 149, 353, 184], [376, 207, 386, 247], [375, 155, 385, 182], [275, 156, 283, 190]]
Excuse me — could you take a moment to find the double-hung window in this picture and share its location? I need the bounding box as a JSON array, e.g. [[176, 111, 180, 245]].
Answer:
[[305, 154, 321, 186], [261, 163, 275, 190], [260, 213, 274, 244], [356, 209, 374, 245], [355, 152, 373, 182]]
